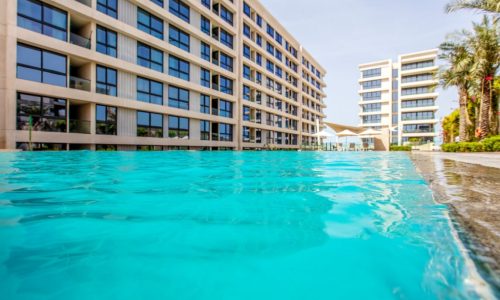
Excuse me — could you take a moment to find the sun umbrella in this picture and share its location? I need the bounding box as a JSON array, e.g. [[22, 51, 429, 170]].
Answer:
[[336, 129, 358, 137]]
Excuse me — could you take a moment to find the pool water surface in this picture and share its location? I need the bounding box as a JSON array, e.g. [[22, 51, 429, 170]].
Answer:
[[0, 151, 487, 299]]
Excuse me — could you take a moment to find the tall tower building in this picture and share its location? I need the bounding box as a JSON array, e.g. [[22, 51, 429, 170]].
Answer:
[[358, 49, 439, 146], [0, 0, 327, 151]]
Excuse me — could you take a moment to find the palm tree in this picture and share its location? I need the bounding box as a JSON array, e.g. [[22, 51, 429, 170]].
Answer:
[[468, 16, 500, 138], [446, 0, 500, 18], [440, 32, 475, 141]]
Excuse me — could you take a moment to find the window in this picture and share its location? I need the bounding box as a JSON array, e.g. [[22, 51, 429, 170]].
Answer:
[[201, 120, 210, 140], [17, 0, 67, 41], [266, 24, 275, 38], [266, 42, 274, 55], [362, 103, 381, 112], [16, 92, 66, 132], [401, 74, 434, 83], [201, 0, 210, 9], [96, 65, 117, 96], [256, 34, 262, 46], [137, 111, 163, 137], [219, 123, 233, 141], [220, 5, 233, 25], [219, 100, 232, 118], [138, 8, 163, 39], [220, 29, 233, 49], [276, 66, 282, 78], [201, 42, 210, 61], [151, 0, 163, 7], [220, 52, 233, 72], [243, 23, 251, 38], [243, 44, 251, 59], [275, 33, 282, 45], [200, 94, 210, 114], [169, 25, 190, 51], [243, 2, 251, 17], [243, 65, 251, 80], [168, 86, 189, 110], [275, 50, 282, 61], [201, 68, 210, 88], [401, 99, 435, 108], [168, 116, 189, 138], [361, 91, 381, 101], [96, 105, 117, 135], [362, 68, 381, 78], [201, 15, 210, 35], [137, 77, 163, 105], [243, 85, 250, 100], [256, 53, 262, 66], [361, 80, 381, 90], [401, 60, 434, 71], [138, 42, 163, 72], [96, 26, 117, 57], [243, 106, 250, 121], [266, 60, 274, 73], [256, 14, 262, 27], [169, 55, 190, 81], [169, 0, 190, 23], [403, 124, 434, 133], [401, 111, 435, 121], [17, 43, 67, 87], [401, 87, 433, 96], [97, 0, 117, 18], [220, 76, 233, 95], [362, 114, 382, 124]]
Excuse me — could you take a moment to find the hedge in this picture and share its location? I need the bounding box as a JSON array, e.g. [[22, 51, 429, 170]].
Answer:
[[442, 136, 500, 152], [390, 145, 412, 151]]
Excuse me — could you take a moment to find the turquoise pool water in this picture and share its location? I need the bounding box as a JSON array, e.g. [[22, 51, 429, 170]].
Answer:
[[0, 151, 483, 299]]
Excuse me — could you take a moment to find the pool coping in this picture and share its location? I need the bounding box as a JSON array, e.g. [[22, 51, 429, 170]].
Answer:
[[410, 152, 500, 298]]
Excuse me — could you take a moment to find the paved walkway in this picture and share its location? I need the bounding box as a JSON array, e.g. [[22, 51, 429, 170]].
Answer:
[[412, 152, 500, 168]]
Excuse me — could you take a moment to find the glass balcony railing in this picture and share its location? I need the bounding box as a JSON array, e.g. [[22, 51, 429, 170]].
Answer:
[[69, 76, 91, 91], [69, 119, 91, 134], [70, 32, 91, 49]]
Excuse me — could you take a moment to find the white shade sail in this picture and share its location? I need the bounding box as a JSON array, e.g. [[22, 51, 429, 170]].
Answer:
[[313, 130, 336, 138], [336, 129, 359, 137], [360, 128, 382, 136]]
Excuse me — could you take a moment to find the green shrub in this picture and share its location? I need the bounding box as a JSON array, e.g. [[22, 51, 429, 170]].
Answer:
[[481, 136, 500, 152], [390, 145, 412, 151], [441, 136, 500, 152]]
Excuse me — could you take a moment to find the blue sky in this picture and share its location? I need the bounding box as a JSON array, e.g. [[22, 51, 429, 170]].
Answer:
[[260, 0, 482, 126]]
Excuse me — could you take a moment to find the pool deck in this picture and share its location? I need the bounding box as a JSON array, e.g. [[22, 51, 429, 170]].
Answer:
[[410, 152, 500, 291]]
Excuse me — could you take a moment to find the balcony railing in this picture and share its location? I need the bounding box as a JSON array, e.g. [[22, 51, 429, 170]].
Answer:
[[70, 32, 91, 49], [69, 119, 91, 134], [69, 76, 91, 91]]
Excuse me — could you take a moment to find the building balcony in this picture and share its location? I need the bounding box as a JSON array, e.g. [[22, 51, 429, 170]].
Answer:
[[69, 76, 91, 91], [400, 105, 439, 113], [400, 65, 439, 76], [75, 0, 91, 6], [70, 32, 91, 49], [400, 79, 439, 89], [69, 119, 91, 134]]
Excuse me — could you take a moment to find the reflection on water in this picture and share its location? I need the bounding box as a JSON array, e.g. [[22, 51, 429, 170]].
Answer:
[[0, 151, 488, 300]]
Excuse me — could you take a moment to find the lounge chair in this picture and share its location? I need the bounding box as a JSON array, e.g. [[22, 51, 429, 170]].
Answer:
[[349, 143, 356, 151]]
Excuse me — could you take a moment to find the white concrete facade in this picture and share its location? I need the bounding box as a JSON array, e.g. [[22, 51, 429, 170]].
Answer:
[[358, 49, 439, 146], [0, 0, 327, 151]]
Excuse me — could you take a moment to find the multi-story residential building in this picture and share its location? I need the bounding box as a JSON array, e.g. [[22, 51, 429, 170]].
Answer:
[[0, 0, 327, 151], [358, 49, 439, 146]]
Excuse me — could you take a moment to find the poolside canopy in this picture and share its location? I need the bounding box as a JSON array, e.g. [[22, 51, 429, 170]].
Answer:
[[359, 128, 382, 137], [336, 129, 358, 137], [313, 130, 336, 138]]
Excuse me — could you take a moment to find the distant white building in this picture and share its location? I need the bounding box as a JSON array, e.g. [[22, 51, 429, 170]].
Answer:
[[358, 49, 439, 146]]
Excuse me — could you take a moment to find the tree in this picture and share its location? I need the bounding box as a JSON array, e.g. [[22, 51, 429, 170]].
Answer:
[[468, 16, 500, 138], [446, 0, 500, 19], [440, 33, 475, 141], [442, 109, 460, 143]]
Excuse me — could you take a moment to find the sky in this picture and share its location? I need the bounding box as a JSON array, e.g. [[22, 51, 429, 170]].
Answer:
[[260, 0, 483, 126]]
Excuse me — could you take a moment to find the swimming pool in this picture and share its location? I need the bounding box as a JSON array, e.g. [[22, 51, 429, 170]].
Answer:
[[0, 151, 487, 299]]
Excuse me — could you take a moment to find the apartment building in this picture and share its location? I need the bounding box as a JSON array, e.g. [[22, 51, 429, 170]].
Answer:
[[0, 0, 327, 151], [358, 49, 439, 146]]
